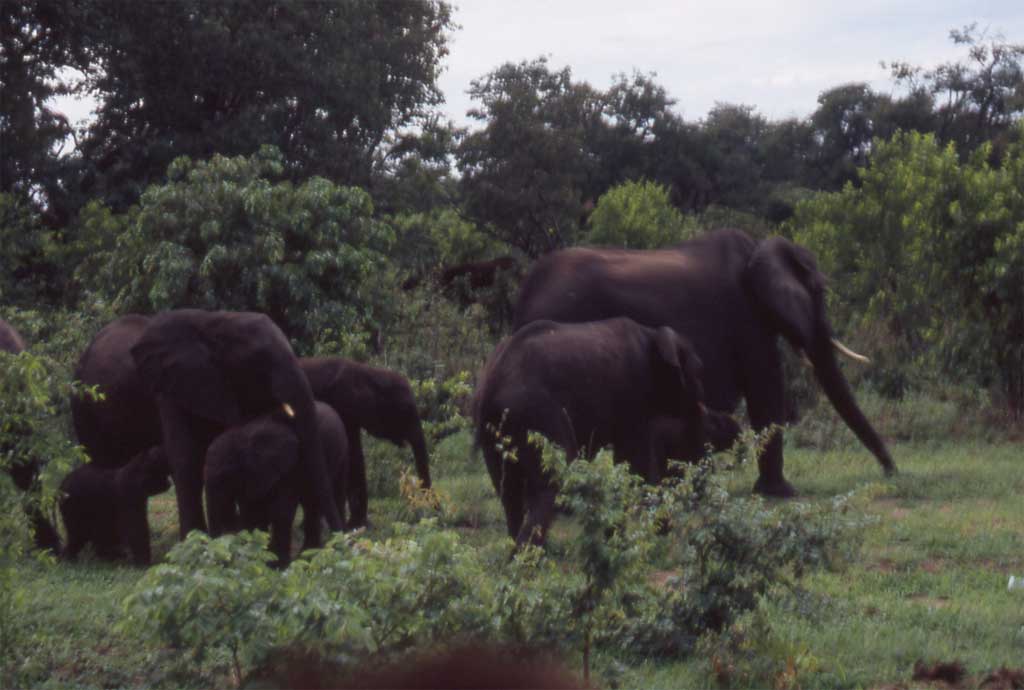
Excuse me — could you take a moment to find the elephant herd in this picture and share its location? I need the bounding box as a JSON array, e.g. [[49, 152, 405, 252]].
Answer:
[[3, 311, 432, 567], [3, 228, 896, 564]]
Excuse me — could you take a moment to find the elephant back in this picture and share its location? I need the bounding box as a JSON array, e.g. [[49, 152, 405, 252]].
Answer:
[[72, 315, 162, 468]]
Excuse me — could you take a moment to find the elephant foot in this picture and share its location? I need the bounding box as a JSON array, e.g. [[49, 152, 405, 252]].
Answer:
[[752, 476, 798, 498], [883, 463, 898, 478]]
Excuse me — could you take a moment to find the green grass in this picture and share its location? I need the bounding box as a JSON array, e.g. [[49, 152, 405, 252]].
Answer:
[[7, 437, 1024, 688]]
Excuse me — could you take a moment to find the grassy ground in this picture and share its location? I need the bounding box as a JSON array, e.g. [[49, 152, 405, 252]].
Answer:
[[7, 436, 1024, 689]]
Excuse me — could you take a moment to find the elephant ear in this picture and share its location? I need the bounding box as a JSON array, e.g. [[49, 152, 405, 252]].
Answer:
[[654, 326, 703, 401], [744, 237, 824, 352], [130, 316, 241, 425], [241, 419, 300, 503]]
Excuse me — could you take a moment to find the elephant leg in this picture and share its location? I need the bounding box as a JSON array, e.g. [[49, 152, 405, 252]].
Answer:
[[206, 476, 241, 537], [28, 504, 61, 553], [518, 444, 557, 547], [301, 504, 322, 550], [346, 428, 369, 529], [62, 529, 86, 561], [268, 497, 298, 568], [299, 478, 326, 549], [744, 347, 795, 497], [159, 402, 209, 537], [614, 428, 661, 485], [486, 436, 526, 540], [119, 502, 152, 566], [9, 461, 62, 552]]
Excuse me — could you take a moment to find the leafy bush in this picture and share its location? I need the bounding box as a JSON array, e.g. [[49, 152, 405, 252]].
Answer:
[[87, 146, 394, 352], [791, 127, 1024, 415], [585, 179, 699, 249], [0, 349, 94, 686], [122, 525, 491, 687], [121, 431, 873, 687], [0, 350, 94, 532], [608, 430, 875, 660], [388, 208, 506, 281]]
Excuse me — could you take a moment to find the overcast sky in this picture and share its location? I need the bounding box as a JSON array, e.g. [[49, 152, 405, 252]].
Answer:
[[437, 0, 1024, 126]]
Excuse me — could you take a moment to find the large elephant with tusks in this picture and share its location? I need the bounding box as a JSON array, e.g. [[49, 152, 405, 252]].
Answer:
[[512, 228, 895, 496]]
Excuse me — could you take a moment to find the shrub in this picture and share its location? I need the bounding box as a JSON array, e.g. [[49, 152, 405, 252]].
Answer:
[[121, 431, 873, 687], [89, 146, 394, 352], [585, 179, 699, 249], [0, 348, 94, 686]]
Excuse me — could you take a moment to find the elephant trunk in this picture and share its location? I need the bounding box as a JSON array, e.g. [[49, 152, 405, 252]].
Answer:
[[810, 339, 896, 475], [408, 423, 432, 489]]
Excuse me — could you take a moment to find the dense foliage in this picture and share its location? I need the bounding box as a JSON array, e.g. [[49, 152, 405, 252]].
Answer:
[[791, 127, 1024, 413], [84, 147, 394, 351], [585, 179, 698, 249]]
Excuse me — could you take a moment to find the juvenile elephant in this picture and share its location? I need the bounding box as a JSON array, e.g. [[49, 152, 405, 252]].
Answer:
[[1, 317, 61, 552], [73, 310, 345, 539], [513, 228, 896, 497], [59, 446, 170, 565], [473, 317, 709, 546], [650, 410, 742, 478], [300, 357, 431, 529], [204, 402, 349, 566]]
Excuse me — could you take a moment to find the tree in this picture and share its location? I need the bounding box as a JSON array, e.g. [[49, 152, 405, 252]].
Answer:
[[792, 128, 1024, 413], [0, 1, 93, 221], [887, 24, 1024, 157], [88, 146, 394, 352], [371, 116, 461, 216], [65, 0, 453, 211], [810, 84, 883, 189], [457, 58, 606, 256]]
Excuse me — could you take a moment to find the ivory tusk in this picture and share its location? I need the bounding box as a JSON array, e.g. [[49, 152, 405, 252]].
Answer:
[[798, 350, 814, 369], [281, 402, 296, 418], [831, 338, 871, 364]]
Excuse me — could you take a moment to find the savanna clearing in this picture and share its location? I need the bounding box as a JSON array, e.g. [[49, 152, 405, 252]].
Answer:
[[10, 435, 1024, 690]]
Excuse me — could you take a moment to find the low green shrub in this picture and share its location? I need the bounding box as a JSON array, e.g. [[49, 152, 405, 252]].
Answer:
[[121, 433, 873, 687]]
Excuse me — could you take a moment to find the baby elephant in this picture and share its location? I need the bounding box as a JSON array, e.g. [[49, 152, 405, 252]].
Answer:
[[204, 402, 349, 567], [473, 317, 711, 546], [60, 446, 170, 565], [650, 409, 743, 478]]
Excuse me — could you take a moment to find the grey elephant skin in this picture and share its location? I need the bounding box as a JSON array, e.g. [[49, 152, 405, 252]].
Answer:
[[473, 317, 709, 546], [1, 317, 62, 552], [60, 446, 170, 565], [204, 401, 349, 567], [513, 228, 896, 496], [72, 310, 345, 539], [650, 412, 742, 478], [300, 357, 432, 529]]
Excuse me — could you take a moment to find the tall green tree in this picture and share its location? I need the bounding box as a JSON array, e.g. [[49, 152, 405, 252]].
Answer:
[[0, 1, 93, 222], [457, 58, 607, 256], [68, 0, 453, 211], [887, 24, 1024, 157], [792, 128, 1024, 413]]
